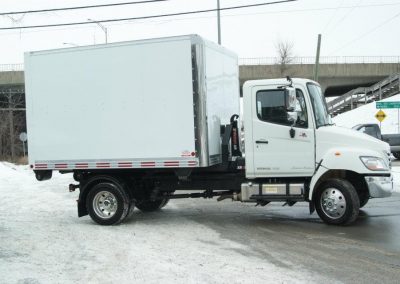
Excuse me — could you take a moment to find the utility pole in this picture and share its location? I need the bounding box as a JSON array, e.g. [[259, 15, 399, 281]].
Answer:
[[88, 18, 108, 43], [217, 0, 221, 44], [313, 34, 322, 81]]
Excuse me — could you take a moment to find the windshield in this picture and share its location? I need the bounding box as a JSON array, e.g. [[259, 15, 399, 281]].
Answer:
[[307, 83, 330, 128]]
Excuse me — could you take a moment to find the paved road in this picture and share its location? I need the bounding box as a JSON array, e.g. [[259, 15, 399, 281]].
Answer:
[[159, 193, 400, 283]]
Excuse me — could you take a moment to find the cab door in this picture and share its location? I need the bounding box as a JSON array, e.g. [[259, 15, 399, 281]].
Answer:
[[251, 84, 315, 177]]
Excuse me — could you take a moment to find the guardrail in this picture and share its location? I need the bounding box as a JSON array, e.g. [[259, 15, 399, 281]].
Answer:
[[327, 73, 400, 116], [0, 63, 24, 72], [239, 56, 400, 65]]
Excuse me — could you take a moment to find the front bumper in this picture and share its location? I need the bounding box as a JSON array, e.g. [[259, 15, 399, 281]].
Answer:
[[365, 175, 393, 198]]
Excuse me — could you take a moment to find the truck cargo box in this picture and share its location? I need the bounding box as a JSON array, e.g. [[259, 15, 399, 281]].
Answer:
[[25, 35, 240, 170]]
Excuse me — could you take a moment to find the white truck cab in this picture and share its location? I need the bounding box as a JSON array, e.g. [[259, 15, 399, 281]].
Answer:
[[242, 78, 393, 224]]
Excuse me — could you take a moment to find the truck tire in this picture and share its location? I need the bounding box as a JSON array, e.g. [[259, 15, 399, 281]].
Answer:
[[136, 198, 169, 212], [315, 179, 360, 225], [86, 182, 130, 225]]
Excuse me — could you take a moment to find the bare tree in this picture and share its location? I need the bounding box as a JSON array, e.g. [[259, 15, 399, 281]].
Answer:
[[275, 40, 294, 76], [0, 90, 26, 161]]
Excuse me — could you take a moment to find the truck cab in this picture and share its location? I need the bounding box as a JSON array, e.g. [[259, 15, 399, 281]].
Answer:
[[242, 78, 393, 224]]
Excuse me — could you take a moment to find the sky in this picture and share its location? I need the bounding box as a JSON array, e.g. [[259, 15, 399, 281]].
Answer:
[[0, 0, 399, 64]]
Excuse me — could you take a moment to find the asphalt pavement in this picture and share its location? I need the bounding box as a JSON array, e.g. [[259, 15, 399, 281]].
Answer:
[[158, 193, 400, 283]]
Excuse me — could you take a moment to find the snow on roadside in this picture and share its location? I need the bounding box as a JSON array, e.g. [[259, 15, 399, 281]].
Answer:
[[0, 162, 329, 283]]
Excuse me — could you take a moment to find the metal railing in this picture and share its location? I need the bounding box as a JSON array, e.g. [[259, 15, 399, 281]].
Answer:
[[239, 56, 400, 65], [327, 73, 400, 115], [0, 63, 24, 72]]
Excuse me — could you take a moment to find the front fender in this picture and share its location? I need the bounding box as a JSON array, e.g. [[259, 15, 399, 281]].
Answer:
[[309, 147, 389, 200]]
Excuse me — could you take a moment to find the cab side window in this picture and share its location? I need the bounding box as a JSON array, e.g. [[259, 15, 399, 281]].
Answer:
[[256, 90, 291, 126], [256, 89, 308, 128]]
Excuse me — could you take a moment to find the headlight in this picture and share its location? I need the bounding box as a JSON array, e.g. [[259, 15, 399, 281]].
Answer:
[[360, 156, 389, 171]]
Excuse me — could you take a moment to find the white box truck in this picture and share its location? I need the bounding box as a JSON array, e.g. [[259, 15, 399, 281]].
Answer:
[[25, 35, 393, 226]]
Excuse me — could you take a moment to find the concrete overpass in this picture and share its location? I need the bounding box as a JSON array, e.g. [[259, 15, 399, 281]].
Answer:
[[0, 71, 24, 87], [0, 64, 24, 93], [1, 57, 400, 97], [239, 56, 400, 97]]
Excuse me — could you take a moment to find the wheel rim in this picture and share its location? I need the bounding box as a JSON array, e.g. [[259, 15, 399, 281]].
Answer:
[[93, 191, 118, 219], [320, 187, 347, 219]]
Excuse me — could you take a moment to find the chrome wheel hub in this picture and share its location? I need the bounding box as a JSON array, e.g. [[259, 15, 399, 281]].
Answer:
[[93, 191, 118, 219], [320, 188, 346, 219]]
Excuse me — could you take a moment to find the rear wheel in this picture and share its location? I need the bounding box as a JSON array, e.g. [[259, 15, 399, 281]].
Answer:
[[315, 179, 360, 225], [86, 182, 130, 225]]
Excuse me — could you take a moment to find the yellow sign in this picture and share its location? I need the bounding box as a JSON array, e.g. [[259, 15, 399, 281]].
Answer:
[[375, 109, 386, 122]]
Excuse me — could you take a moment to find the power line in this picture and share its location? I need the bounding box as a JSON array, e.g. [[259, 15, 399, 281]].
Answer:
[[321, 0, 344, 33], [1, 1, 398, 35], [326, 0, 362, 34], [0, 0, 169, 16], [0, 0, 297, 30], [328, 11, 400, 55]]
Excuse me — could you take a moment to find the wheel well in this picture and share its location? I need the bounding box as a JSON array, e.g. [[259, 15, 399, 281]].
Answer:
[[313, 170, 368, 201], [77, 174, 132, 217]]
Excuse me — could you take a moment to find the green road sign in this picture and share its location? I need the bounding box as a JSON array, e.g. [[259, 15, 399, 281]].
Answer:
[[376, 101, 400, 109]]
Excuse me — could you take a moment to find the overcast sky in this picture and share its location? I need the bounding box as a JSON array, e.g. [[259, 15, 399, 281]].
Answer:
[[0, 0, 399, 64]]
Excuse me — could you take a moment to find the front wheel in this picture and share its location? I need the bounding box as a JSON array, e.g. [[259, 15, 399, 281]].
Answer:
[[315, 179, 360, 225]]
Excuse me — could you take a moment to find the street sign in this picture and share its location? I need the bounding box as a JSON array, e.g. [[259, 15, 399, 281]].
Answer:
[[19, 132, 27, 158], [376, 101, 400, 109], [375, 110, 386, 122], [19, 132, 27, 142]]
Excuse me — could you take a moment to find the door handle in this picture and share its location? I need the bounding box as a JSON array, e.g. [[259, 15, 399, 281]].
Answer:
[[255, 140, 268, 144]]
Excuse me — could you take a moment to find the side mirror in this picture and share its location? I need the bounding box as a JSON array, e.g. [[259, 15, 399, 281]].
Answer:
[[287, 111, 298, 123], [284, 87, 296, 111]]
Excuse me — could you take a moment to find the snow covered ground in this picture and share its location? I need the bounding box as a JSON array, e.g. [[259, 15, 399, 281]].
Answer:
[[333, 93, 400, 134], [0, 162, 333, 283]]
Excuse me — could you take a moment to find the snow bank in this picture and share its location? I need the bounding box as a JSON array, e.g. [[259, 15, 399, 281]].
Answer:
[[332, 94, 400, 134]]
